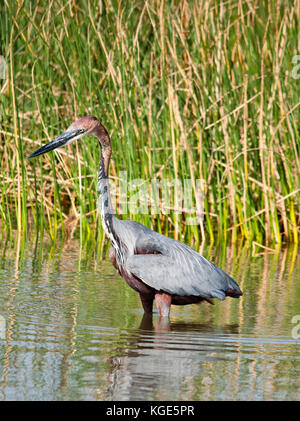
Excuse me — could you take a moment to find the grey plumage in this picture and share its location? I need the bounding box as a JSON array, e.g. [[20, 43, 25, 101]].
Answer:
[[113, 218, 241, 300]]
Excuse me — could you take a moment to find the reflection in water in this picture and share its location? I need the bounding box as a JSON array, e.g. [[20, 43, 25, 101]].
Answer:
[[106, 315, 241, 400], [105, 314, 300, 401], [0, 236, 299, 400]]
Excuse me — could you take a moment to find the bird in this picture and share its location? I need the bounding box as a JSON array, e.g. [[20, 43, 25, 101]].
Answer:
[[28, 116, 242, 317]]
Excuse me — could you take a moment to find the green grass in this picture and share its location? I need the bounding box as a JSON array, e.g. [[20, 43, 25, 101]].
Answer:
[[0, 0, 299, 247]]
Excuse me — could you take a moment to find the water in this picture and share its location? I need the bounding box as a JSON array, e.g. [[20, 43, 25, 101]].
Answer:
[[0, 238, 299, 401]]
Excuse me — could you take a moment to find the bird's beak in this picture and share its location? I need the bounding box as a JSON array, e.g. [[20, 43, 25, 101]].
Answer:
[[28, 129, 82, 158]]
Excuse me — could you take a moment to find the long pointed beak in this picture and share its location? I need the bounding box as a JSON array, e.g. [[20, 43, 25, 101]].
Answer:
[[28, 129, 80, 158]]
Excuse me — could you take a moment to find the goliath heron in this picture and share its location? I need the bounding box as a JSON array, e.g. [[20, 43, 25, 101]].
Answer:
[[29, 116, 242, 317]]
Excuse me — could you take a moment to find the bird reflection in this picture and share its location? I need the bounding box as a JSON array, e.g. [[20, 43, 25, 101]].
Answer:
[[139, 313, 171, 331], [105, 313, 240, 400], [139, 312, 240, 333]]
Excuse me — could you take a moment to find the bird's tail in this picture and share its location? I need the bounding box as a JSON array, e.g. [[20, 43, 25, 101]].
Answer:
[[223, 271, 243, 298], [205, 261, 243, 300], [225, 288, 243, 298]]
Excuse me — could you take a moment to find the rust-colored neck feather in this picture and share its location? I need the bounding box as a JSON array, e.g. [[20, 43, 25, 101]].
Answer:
[[94, 124, 112, 178], [95, 123, 114, 227]]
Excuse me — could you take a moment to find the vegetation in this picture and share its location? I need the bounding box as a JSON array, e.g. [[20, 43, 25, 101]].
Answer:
[[0, 0, 299, 248]]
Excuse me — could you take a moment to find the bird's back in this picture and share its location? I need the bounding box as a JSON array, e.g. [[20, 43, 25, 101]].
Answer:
[[113, 218, 242, 300]]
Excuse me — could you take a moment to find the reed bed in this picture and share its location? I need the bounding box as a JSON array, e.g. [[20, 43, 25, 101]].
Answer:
[[0, 0, 299, 247]]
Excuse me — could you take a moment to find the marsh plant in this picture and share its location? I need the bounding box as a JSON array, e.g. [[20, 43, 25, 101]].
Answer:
[[0, 0, 299, 247]]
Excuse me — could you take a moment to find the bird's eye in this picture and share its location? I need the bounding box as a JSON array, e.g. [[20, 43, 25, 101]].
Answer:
[[78, 128, 85, 134]]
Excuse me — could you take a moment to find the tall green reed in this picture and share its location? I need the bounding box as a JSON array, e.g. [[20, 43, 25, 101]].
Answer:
[[0, 0, 299, 247]]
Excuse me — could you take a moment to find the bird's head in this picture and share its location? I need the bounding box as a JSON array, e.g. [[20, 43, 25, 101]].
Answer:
[[28, 116, 109, 158]]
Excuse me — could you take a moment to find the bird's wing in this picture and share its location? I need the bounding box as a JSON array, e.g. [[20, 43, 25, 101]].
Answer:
[[124, 223, 241, 300]]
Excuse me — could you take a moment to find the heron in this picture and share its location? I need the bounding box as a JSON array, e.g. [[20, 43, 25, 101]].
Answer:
[[28, 116, 242, 317]]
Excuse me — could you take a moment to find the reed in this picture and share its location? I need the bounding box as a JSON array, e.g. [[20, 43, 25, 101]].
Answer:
[[0, 0, 299, 246]]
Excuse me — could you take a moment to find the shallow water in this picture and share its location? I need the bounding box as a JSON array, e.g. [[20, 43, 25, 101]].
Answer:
[[0, 238, 299, 401]]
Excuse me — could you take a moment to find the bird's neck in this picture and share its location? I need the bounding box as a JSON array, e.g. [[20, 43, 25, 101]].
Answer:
[[98, 145, 114, 218], [97, 137, 121, 254], [95, 125, 124, 257], [96, 128, 128, 265]]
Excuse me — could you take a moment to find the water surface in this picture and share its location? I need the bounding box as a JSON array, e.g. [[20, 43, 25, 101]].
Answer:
[[0, 238, 299, 400]]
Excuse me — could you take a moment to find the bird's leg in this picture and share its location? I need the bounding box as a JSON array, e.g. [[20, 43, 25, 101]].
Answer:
[[139, 313, 154, 330], [139, 294, 154, 314], [155, 292, 172, 318]]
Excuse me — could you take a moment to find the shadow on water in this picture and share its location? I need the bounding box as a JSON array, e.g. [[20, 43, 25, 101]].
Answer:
[[0, 234, 299, 400]]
